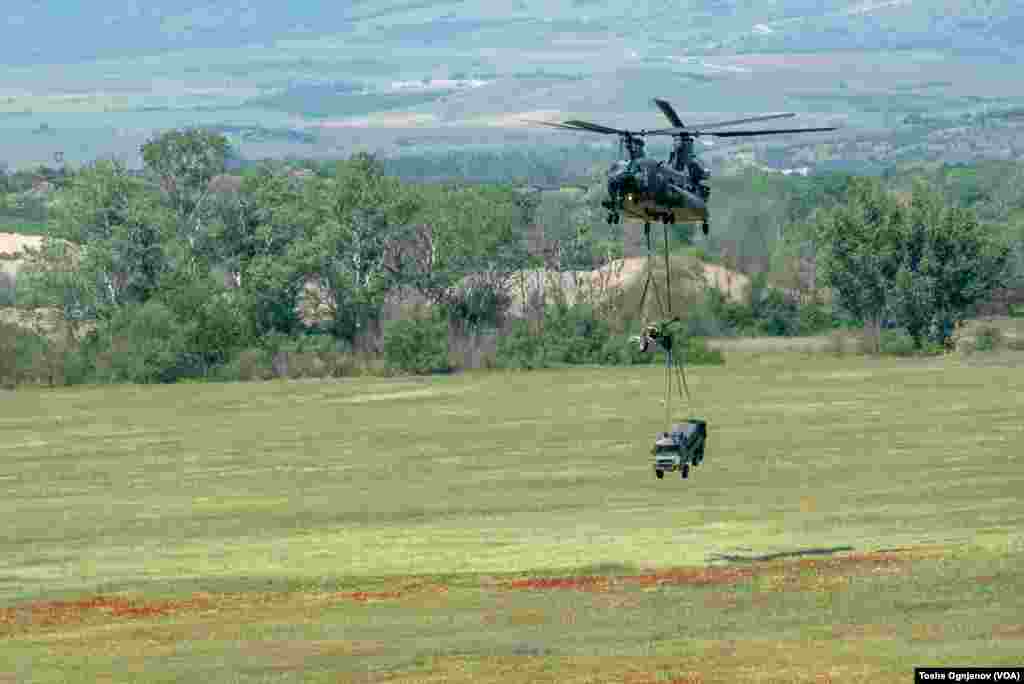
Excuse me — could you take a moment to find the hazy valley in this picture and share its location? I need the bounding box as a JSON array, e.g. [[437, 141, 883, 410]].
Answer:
[[0, 0, 1022, 175]]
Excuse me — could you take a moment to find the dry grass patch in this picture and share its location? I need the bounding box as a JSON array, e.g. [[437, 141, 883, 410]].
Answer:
[[397, 652, 890, 684], [829, 623, 899, 641], [240, 639, 388, 670], [992, 624, 1024, 640]]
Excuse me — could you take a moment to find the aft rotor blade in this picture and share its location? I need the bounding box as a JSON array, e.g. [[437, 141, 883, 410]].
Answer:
[[693, 113, 795, 129], [702, 126, 838, 138], [652, 98, 685, 128], [647, 113, 797, 135], [686, 113, 797, 130]]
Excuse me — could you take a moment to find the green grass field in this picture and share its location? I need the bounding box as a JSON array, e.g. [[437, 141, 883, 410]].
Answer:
[[1, 352, 1023, 682]]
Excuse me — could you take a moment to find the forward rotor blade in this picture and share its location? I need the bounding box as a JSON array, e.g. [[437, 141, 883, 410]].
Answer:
[[702, 126, 838, 138], [562, 119, 630, 135], [642, 130, 687, 137], [652, 98, 684, 128], [520, 119, 595, 132]]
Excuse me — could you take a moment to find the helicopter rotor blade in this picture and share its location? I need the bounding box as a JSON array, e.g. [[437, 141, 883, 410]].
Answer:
[[652, 98, 685, 128], [520, 119, 597, 132], [701, 126, 839, 138], [642, 130, 689, 137], [693, 112, 796, 128], [520, 119, 630, 136], [646, 113, 797, 135], [562, 119, 632, 135]]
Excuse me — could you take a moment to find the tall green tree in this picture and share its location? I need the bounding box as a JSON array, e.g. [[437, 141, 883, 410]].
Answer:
[[290, 153, 420, 345], [893, 180, 1012, 348], [20, 159, 170, 328], [814, 177, 905, 353], [140, 128, 230, 275], [388, 182, 529, 333], [208, 166, 309, 337]]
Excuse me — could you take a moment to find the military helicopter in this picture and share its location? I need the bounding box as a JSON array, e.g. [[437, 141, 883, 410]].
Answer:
[[524, 100, 836, 481], [525, 98, 837, 236]]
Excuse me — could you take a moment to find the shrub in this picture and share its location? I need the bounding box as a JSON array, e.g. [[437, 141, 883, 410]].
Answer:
[[823, 330, 864, 355], [383, 314, 450, 374], [0, 319, 88, 386], [93, 301, 192, 384], [284, 351, 328, 379], [974, 325, 1004, 352], [755, 289, 800, 336], [496, 319, 546, 369], [321, 351, 360, 378], [544, 303, 614, 364], [597, 332, 652, 366], [235, 348, 271, 381], [880, 329, 916, 356], [797, 301, 834, 335], [702, 286, 754, 336]]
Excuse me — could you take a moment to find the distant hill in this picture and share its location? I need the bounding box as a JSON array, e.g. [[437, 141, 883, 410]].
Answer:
[[2, 1, 1021, 67], [1, 1, 1023, 171]]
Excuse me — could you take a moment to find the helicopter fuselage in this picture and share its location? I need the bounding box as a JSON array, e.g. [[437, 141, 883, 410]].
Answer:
[[606, 157, 709, 225]]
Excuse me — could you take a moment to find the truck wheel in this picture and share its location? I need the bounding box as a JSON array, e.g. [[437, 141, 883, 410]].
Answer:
[[655, 469, 664, 479], [681, 464, 690, 479]]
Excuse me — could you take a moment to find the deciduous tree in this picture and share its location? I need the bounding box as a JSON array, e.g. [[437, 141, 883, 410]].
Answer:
[[814, 178, 904, 353], [893, 180, 1011, 348]]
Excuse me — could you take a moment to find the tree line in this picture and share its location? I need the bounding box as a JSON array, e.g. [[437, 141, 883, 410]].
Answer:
[[1, 129, 1021, 387]]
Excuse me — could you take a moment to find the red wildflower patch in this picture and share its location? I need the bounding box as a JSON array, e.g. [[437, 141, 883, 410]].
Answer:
[[507, 576, 610, 592], [506, 567, 755, 593], [619, 567, 755, 587], [0, 594, 212, 629], [327, 590, 403, 603], [504, 549, 937, 596]]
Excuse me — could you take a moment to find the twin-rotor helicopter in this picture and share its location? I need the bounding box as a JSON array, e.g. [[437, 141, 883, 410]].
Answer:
[[525, 99, 838, 482], [526, 98, 837, 236]]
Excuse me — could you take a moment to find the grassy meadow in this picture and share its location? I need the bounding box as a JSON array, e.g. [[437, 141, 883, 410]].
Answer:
[[1, 351, 1023, 682]]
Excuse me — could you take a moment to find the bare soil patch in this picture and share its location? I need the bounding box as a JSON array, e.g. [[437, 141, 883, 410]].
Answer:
[[0, 233, 42, 257]]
